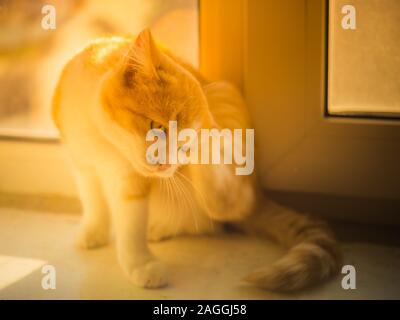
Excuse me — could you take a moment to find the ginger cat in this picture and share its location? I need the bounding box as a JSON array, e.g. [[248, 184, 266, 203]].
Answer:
[[52, 29, 341, 291]]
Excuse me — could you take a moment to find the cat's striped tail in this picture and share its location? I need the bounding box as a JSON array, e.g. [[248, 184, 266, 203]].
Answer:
[[237, 199, 342, 292]]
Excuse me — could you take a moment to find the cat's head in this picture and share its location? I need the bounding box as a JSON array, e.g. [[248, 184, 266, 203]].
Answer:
[[101, 29, 210, 178]]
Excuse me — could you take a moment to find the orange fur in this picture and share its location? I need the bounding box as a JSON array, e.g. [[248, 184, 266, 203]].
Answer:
[[52, 29, 340, 291]]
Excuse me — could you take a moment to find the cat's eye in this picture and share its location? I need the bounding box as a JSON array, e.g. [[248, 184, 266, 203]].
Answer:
[[150, 121, 166, 132]]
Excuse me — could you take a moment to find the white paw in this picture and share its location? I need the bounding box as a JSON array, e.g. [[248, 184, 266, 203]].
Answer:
[[75, 223, 109, 249], [123, 259, 169, 289]]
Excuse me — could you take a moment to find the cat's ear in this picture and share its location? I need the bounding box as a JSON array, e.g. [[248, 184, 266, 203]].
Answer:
[[125, 28, 161, 82]]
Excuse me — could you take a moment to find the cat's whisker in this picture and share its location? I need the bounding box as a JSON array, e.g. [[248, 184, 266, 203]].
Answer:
[[175, 170, 214, 229], [158, 178, 168, 229], [162, 177, 174, 233], [160, 178, 168, 208], [160, 179, 172, 231], [165, 178, 178, 236], [166, 178, 176, 228], [176, 171, 210, 231], [174, 174, 199, 233], [171, 176, 186, 233]]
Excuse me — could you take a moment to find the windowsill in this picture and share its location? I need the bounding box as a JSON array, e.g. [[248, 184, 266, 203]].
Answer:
[[0, 112, 59, 141], [0, 192, 80, 215], [0, 207, 399, 299], [0, 139, 77, 197], [0, 128, 59, 142]]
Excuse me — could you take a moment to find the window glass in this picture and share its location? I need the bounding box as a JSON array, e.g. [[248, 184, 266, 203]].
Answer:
[[328, 0, 400, 117]]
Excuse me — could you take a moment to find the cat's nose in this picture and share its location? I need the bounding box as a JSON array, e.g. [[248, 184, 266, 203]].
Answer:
[[157, 163, 171, 171]]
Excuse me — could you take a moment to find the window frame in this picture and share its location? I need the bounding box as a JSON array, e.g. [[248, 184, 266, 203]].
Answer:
[[241, 0, 400, 200]]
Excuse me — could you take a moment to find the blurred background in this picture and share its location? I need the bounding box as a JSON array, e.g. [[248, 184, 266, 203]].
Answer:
[[0, 0, 198, 137]]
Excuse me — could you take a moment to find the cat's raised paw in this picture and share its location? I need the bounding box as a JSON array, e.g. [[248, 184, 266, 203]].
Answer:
[[129, 260, 169, 289], [75, 224, 109, 249]]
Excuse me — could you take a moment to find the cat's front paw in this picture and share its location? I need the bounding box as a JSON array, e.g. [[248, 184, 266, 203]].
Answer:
[[123, 258, 169, 289], [75, 223, 109, 249]]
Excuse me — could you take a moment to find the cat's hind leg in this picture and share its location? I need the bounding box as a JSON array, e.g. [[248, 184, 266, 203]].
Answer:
[[74, 169, 111, 249]]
